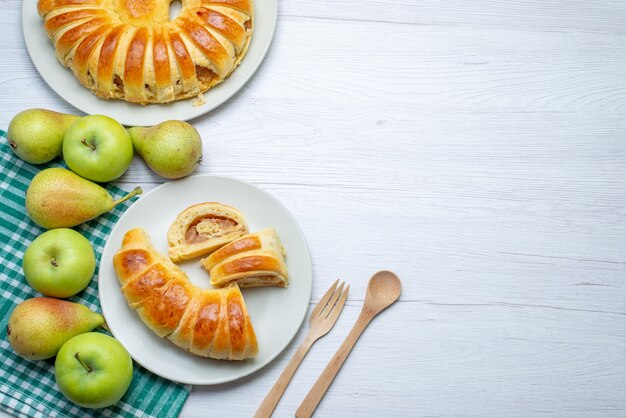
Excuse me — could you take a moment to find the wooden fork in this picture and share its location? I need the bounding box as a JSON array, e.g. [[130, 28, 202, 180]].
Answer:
[[254, 280, 349, 418]]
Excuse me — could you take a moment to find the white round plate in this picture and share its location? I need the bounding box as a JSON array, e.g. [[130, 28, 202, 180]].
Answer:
[[22, 0, 277, 126], [98, 176, 312, 385]]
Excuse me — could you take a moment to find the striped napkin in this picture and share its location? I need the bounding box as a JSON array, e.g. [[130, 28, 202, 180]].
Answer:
[[0, 130, 191, 418]]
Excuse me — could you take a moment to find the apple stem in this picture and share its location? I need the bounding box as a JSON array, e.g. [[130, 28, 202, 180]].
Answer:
[[112, 187, 143, 207], [74, 352, 92, 373], [50, 259, 58, 267], [81, 138, 97, 151]]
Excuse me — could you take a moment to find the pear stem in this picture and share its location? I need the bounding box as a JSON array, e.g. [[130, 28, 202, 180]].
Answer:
[[112, 187, 143, 207], [8, 138, 17, 150], [81, 138, 96, 151], [100, 321, 110, 332], [74, 352, 92, 373]]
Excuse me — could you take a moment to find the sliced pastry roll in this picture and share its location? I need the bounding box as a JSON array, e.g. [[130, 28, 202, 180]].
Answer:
[[113, 228, 258, 360], [167, 202, 248, 263], [201, 228, 289, 288]]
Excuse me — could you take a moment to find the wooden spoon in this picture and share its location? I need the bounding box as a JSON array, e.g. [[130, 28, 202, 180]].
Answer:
[[295, 271, 402, 418]]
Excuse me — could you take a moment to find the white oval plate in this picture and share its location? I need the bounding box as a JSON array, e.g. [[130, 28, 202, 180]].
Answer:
[[98, 176, 312, 385], [22, 0, 277, 126]]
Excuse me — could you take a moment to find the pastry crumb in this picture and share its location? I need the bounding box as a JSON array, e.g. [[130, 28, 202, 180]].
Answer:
[[193, 91, 206, 107]]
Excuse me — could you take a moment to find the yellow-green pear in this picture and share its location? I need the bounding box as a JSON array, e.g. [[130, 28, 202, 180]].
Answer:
[[7, 109, 80, 164], [128, 120, 202, 179], [25, 168, 142, 229], [7, 298, 104, 360]]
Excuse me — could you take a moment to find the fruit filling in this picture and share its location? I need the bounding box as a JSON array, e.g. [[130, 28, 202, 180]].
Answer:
[[195, 65, 217, 84], [185, 215, 238, 244]]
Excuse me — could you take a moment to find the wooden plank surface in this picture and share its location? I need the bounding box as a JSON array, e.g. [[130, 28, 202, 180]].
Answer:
[[1, 0, 626, 416]]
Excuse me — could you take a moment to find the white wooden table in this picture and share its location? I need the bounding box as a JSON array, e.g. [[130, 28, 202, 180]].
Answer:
[[2, 0, 626, 416]]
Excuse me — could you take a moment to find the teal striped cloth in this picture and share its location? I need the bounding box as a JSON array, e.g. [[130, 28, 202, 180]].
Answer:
[[0, 130, 191, 418]]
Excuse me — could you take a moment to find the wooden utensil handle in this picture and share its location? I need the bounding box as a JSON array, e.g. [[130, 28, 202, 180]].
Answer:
[[254, 336, 314, 418], [295, 311, 372, 418]]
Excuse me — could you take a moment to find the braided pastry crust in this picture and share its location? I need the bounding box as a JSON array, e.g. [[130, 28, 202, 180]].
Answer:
[[38, 0, 253, 104], [113, 227, 258, 360], [201, 228, 288, 288]]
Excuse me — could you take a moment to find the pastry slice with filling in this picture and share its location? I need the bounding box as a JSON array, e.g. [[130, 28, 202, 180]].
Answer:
[[201, 228, 289, 288], [167, 202, 248, 263]]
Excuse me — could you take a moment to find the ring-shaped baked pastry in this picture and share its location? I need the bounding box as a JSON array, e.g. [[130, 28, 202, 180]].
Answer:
[[37, 0, 253, 104], [114, 227, 258, 360]]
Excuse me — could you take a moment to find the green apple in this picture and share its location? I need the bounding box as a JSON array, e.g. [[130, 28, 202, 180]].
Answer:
[[55, 332, 133, 409], [23, 228, 95, 298], [63, 115, 133, 182]]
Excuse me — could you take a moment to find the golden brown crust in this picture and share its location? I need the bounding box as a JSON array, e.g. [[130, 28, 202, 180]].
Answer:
[[114, 227, 258, 360], [120, 0, 162, 21], [168, 30, 198, 93], [244, 308, 258, 357], [37, 0, 253, 104], [119, 263, 171, 305], [210, 291, 231, 359], [152, 27, 172, 98], [191, 291, 221, 353], [226, 290, 246, 359], [56, 17, 108, 60], [96, 24, 125, 94], [195, 8, 246, 52], [135, 279, 194, 337], [202, 228, 289, 288], [43, 9, 108, 36], [177, 16, 231, 77], [73, 24, 110, 85], [39, 0, 97, 17], [216, 254, 281, 276], [202, 0, 252, 15], [124, 27, 149, 101], [206, 236, 261, 266], [113, 248, 157, 284]]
